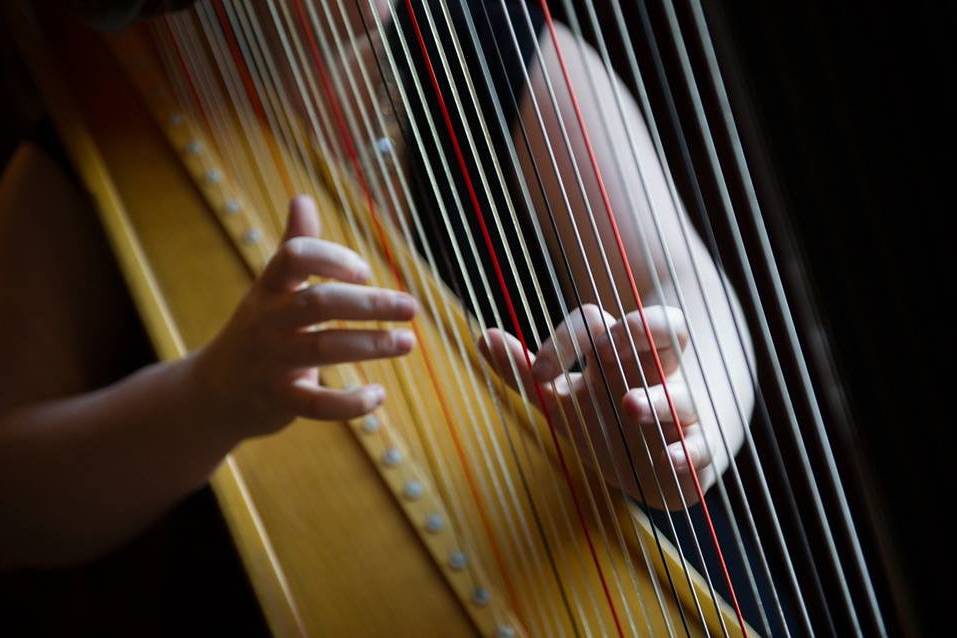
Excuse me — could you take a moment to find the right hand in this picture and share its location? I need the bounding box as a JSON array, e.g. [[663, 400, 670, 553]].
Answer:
[[193, 195, 417, 438]]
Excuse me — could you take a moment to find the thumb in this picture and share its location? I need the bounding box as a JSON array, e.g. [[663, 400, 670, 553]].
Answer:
[[282, 195, 322, 242]]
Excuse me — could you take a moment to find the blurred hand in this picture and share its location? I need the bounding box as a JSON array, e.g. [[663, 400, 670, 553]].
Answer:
[[194, 195, 417, 438], [480, 303, 711, 510]]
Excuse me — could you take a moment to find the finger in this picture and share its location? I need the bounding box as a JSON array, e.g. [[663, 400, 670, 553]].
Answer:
[[281, 328, 415, 367], [276, 283, 417, 329], [662, 426, 711, 475], [285, 380, 386, 421], [478, 328, 539, 399], [261, 237, 371, 292], [596, 306, 687, 379], [621, 382, 697, 426], [532, 304, 614, 382], [281, 194, 321, 243]]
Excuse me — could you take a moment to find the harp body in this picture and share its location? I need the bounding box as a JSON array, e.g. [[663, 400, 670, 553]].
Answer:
[[8, 0, 923, 635], [8, 5, 743, 636]]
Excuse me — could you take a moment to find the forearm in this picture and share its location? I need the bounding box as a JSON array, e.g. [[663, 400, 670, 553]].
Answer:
[[0, 353, 235, 568]]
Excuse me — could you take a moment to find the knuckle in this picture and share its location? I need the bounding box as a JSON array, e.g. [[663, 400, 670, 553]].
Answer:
[[280, 237, 307, 264], [580, 303, 601, 321], [307, 285, 329, 312]]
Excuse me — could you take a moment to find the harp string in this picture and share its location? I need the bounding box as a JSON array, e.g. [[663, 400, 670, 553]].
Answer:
[[300, 1, 627, 630], [307, 1, 585, 632], [398, 1, 637, 634], [359, 0, 630, 631], [644, 0, 870, 633], [477, 0, 722, 630], [394, 0, 724, 632], [287, 0, 565, 627], [166, 0, 516, 624], [553, 2, 779, 634], [179, 8, 288, 228], [366, 0, 613, 630], [284, 0, 543, 620], [514, 0, 754, 633], [451, 2, 690, 634], [146, 5, 840, 636], [233, 0, 527, 623], [159, 16, 280, 243], [414, 3, 676, 632], [209, 2, 299, 197], [620, 1, 830, 633], [408, 1, 663, 634], [255, 0, 445, 474], [681, 2, 887, 634], [555, 0, 793, 634], [430, 2, 688, 634]]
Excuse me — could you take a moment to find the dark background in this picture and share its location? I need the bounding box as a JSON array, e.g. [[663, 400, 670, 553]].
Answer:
[[709, 3, 954, 635], [1, 1, 953, 635], [0, 6, 269, 636]]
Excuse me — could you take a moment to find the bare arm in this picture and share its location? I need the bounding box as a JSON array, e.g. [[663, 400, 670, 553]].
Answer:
[[0, 149, 417, 567]]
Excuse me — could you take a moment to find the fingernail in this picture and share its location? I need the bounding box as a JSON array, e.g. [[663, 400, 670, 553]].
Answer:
[[669, 444, 694, 471], [355, 261, 372, 281], [393, 329, 415, 351]]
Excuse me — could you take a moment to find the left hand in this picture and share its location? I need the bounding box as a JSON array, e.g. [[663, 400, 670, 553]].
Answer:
[[479, 303, 711, 509]]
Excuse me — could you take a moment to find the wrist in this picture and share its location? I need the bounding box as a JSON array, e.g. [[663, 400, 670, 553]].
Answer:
[[178, 348, 251, 450], [186, 340, 290, 444]]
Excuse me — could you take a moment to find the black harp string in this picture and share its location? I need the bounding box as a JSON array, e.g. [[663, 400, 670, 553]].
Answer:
[[242, 0, 516, 621], [159, 1, 560, 636], [427, 0, 706, 634], [318, 6, 596, 636], [280, 0, 600, 632], [681, 1, 886, 634], [643, 0, 870, 633], [554, 0, 793, 635], [192, 0, 505, 619], [356, 0, 610, 630], [291, 0, 567, 630], [407, 1, 668, 634], [316, 4, 585, 633], [452, 0, 694, 634], [475, 0, 731, 632], [362, 0, 652, 632], [619, 0, 833, 634]]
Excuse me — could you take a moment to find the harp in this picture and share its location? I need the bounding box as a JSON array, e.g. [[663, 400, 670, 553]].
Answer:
[[6, 0, 922, 636]]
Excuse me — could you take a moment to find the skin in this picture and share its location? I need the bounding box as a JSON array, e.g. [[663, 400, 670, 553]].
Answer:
[[0, 150, 416, 568], [0, 2, 755, 567], [480, 22, 755, 510]]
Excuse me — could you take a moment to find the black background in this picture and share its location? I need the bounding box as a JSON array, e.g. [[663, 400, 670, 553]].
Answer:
[[2, 1, 953, 635]]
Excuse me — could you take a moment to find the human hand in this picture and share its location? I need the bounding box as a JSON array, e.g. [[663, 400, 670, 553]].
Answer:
[[480, 303, 710, 510], [194, 195, 417, 439]]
